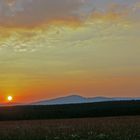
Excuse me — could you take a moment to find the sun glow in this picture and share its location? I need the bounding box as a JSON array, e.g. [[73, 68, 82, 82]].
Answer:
[[7, 96, 13, 102]]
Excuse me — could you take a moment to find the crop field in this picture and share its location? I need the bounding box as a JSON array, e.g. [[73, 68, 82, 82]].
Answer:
[[0, 116, 139, 140]]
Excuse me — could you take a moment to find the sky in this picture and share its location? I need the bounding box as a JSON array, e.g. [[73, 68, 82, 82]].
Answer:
[[0, 0, 139, 103]]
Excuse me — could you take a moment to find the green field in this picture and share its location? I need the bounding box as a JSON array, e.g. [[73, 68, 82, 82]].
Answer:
[[0, 116, 140, 140]]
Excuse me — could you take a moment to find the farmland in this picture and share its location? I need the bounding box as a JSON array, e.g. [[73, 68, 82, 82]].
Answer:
[[0, 101, 140, 121], [0, 116, 139, 140], [0, 101, 140, 139]]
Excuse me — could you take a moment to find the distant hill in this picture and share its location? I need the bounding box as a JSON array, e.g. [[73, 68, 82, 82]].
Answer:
[[32, 95, 140, 105]]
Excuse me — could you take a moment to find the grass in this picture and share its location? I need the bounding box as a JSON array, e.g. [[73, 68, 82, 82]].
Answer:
[[0, 116, 139, 140]]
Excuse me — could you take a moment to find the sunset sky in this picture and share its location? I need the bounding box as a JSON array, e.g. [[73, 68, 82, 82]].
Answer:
[[0, 0, 140, 103]]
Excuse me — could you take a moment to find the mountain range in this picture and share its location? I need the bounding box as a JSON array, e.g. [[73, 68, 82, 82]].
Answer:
[[32, 95, 140, 105]]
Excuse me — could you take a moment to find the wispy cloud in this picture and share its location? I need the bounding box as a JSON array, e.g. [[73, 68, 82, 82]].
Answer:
[[0, 0, 139, 28], [0, 0, 85, 27], [0, 0, 138, 52]]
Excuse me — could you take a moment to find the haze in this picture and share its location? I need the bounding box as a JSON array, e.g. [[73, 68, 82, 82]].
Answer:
[[0, 0, 139, 103]]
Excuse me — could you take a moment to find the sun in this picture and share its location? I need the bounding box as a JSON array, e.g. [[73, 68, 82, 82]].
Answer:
[[7, 96, 13, 102]]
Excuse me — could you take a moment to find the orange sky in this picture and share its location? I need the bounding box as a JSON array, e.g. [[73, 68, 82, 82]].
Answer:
[[0, 0, 139, 103]]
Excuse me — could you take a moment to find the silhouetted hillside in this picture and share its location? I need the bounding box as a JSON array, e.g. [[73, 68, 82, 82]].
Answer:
[[0, 100, 139, 121]]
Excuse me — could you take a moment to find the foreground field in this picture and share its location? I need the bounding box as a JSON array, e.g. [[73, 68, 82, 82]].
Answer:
[[0, 116, 139, 140], [0, 101, 140, 120]]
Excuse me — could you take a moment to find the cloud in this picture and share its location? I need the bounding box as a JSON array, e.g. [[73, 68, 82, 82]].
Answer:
[[0, 0, 139, 52], [0, 0, 86, 27], [0, 0, 138, 28]]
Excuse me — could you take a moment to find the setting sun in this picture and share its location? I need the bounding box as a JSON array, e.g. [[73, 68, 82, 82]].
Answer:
[[7, 96, 13, 102]]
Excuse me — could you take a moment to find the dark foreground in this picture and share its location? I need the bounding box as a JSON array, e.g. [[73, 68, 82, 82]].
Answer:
[[0, 116, 140, 140], [0, 101, 140, 120]]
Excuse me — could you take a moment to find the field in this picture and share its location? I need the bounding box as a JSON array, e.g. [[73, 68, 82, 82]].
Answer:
[[0, 116, 140, 140], [0, 101, 140, 120]]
